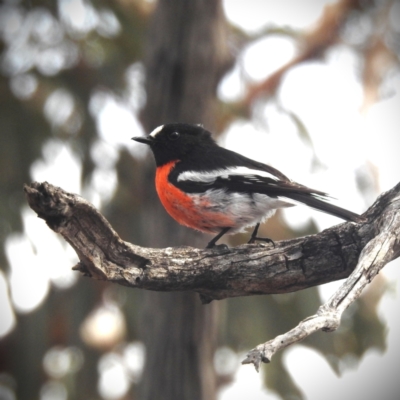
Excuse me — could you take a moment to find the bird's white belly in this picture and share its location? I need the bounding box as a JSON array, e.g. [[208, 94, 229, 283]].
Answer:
[[192, 189, 293, 234]]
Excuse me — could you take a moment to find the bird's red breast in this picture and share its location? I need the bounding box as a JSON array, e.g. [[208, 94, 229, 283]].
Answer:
[[155, 160, 234, 233]]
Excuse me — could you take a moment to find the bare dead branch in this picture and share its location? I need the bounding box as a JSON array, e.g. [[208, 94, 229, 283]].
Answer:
[[242, 182, 400, 370], [24, 181, 400, 367], [24, 181, 398, 296]]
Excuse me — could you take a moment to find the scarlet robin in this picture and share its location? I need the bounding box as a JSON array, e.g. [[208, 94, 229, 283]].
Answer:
[[133, 123, 361, 248]]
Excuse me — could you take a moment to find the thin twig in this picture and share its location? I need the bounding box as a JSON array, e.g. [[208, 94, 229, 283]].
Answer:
[[242, 187, 400, 370]]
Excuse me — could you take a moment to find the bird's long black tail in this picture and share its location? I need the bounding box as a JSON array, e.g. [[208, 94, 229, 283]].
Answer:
[[288, 193, 362, 222]]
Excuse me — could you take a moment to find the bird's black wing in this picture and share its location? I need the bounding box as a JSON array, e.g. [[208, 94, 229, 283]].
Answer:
[[170, 158, 361, 222]]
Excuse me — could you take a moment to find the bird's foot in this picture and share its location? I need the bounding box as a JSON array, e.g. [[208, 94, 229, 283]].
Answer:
[[248, 236, 275, 247], [205, 243, 229, 251]]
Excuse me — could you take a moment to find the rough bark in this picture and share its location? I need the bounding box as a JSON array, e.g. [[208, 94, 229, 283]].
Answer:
[[242, 186, 400, 370], [24, 180, 400, 368], [137, 1, 231, 399]]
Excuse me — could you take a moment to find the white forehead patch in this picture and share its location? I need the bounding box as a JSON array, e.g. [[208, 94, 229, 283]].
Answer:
[[149, 125, 164, 138]]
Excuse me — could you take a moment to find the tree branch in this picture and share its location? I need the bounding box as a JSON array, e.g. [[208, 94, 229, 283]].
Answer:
[[24, 181, 400, 366], [242, 183, 400, 370]]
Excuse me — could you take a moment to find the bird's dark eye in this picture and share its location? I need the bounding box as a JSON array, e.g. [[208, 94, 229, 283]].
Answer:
[[168, 131, 180, 141]]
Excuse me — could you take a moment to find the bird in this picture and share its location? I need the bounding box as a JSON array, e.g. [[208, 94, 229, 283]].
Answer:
[[132, 123, 362, 249]]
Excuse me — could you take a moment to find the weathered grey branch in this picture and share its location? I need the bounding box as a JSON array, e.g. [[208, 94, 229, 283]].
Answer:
[[242, 182, 400, 370], [24, 181, 400, 367]]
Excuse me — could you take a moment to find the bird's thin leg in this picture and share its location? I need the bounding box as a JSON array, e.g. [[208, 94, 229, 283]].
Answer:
[[248, 223, 260, 243], [248, 223, 275, 247], [206, 227, 231, 249]]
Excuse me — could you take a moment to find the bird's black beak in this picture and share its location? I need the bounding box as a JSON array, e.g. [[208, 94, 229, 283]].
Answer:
[[132, 136, 153, 145]]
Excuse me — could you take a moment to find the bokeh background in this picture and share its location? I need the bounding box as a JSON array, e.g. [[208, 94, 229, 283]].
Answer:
[[1, 0, 400, 399]]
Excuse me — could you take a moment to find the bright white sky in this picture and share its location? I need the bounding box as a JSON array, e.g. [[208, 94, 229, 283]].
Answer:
[[2, 0, 400, 399]]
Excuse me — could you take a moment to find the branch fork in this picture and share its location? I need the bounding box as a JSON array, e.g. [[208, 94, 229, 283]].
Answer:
[[24, 181, 400, 370]]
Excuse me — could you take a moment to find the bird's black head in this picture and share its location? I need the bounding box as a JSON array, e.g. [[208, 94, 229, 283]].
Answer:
[[132, 123, 218, 166]]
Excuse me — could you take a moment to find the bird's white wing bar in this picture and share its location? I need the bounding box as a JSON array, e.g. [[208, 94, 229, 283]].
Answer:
[[149, 125, 164, 138], [177, 166, 280, 183]]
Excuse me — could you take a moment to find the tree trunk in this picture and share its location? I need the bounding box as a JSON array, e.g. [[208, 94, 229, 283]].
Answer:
[[139, 1, 230, 399]]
